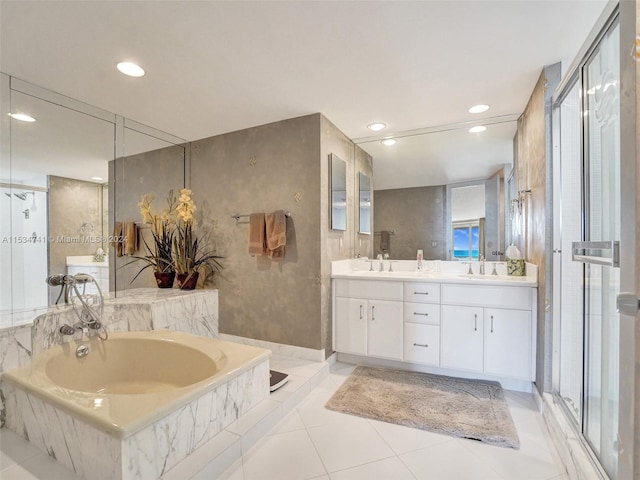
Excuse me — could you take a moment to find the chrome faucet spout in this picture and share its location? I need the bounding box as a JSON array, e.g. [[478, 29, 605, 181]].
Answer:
[[479, 255, 485, 275]]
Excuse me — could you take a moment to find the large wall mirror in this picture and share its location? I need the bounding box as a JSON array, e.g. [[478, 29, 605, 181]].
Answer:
[[0, 74, 186, 327], [354, 118, 515, 260], [330, 153, 347, 231]]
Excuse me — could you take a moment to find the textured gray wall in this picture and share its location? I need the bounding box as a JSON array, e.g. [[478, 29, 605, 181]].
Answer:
[[191, 114, 325, 351], [112, 144, 186, 290], [373, 186, 446, 260], [514, 63, 560, 393], [48, 176, 105, 302]]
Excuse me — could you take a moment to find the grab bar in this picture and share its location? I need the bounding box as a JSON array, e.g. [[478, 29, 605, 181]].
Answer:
[[572, 241, 619, 267]]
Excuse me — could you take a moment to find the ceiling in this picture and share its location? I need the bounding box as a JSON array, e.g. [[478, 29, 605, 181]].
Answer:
[[0, 1, 608, 189]]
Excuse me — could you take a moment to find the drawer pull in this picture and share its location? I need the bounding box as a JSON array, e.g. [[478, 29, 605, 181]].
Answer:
[[413, 312, 429, 316], [413, 343, 429, 348], [359, 305, 363, 320], [474, 313, 478, 332], [490, 315, 494, 333], [413, 291, 429, 295], [371, 305, 376, 321]]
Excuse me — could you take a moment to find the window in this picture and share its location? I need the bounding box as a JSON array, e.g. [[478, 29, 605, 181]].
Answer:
[[453, 222, 479, 260]]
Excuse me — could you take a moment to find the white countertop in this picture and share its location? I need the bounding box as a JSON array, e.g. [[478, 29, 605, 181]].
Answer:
[[331, 259, 538, 287]]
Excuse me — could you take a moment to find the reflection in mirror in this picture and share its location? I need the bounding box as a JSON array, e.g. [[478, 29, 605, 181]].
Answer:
[[330, 153, 347, 231], [0, 75, 187, 327], [2, 83, 114, 325], [113, 123, 186, 291], [358, 172, 371, 234], [357, 119, 515, 260], [451, 183, 485, 260]]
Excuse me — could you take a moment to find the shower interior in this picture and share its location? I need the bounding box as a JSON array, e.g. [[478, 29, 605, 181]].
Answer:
[[0, 186, 48, 323]]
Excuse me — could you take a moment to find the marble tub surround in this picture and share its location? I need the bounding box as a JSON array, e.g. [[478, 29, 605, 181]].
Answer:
[[332, 258, 538, 286], [3, 331, 269, 437], [220, 332, 326, 362], [3, 355, 270, 480], [0, 288, 218, 429], [31, 288, 219, 356]]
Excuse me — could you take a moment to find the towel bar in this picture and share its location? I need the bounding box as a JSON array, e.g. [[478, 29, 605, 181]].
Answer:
[[232, 211, 291, 223]]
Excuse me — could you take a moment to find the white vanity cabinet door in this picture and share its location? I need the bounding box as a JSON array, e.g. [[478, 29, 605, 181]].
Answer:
[[367, 300, 404, 360], [404, 323, 440, 366], [484, 308, 532, 380], [335, 297, 368, 355], [441, 305, 484, 373]]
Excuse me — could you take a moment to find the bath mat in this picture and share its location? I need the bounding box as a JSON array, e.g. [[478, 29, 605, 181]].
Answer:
[[325, 366, 519, 449]]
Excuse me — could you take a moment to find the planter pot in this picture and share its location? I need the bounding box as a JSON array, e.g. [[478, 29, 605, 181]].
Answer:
[[177, 272, 199, 290], [154, 271, 175, 288]]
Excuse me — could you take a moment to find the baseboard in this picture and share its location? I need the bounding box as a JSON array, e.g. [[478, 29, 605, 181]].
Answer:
[[336, 353, 533, 393], [219, 333, 325, 362]]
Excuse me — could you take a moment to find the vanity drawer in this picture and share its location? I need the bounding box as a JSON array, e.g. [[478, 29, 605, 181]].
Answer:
[[403, 283, 440, 304], [404, 323, 440, 366], [404, 302, 440, 325], [441, 284, 532, 310], [335, 279, 403, 301]]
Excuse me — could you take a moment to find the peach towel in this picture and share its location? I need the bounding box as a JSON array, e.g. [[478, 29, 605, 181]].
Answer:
[[123, 222, 138, 256], [111, 222, 123, 256], [249, 213, 266, 256], [265, 210, 286, 260]]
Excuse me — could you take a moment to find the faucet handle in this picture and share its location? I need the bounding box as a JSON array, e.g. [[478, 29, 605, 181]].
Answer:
[[461, 261, 473, 275], [388, 260, 398, 272], [366, 260, 375, 272], [491, 262, 498, 275]]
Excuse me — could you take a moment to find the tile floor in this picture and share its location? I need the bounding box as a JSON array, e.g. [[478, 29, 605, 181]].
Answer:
[[0, 361, 567, 480], [217, 362, 567, 480]]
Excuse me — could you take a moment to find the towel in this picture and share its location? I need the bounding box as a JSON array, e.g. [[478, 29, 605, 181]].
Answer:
[[265, 210, 286, 260], [380, 230, 390, 253], [123, 222, 137, 255], [249, 213, 266, 256], [111, 222, 123, 257]]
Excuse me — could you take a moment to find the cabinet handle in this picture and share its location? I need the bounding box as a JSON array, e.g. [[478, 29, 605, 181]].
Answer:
[[413, 291, 429, 295], [359, 305, 363, 320], [372, 305, 376, 320], [474, 313, 477, 332], [490, 315, 494, 333], [413, 312, 429, 316], [413, 343, 429, 348]]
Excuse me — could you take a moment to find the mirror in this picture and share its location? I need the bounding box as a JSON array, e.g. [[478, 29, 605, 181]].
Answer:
[[356, 119, 515, 260], [330, 153, 347, 231], [358, 172, 371, 234], [0, 74, 186, 327]]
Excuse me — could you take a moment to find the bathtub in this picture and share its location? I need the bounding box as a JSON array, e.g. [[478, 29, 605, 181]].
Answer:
[[2, 330, 271, 479]]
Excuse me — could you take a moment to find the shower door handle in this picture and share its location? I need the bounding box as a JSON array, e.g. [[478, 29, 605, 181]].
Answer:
[[617, 293, 640, 316]]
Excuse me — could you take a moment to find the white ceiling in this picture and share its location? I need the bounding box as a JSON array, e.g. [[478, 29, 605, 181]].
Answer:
[[0, 0, 608, 189]]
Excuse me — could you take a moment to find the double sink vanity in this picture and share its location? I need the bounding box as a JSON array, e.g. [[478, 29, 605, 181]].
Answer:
[[331, 258, 538, 392]]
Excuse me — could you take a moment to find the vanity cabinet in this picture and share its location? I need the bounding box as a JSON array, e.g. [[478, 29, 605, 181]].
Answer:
[[483, 308, 531, 379], [334, 280, 404, 360], [333, 276, 536, 386], [441, 305, 484, 372]]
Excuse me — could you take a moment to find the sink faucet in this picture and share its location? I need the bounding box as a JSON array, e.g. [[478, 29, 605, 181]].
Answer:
[[377, 254, 384, 272], [479, 255, 485, 275]]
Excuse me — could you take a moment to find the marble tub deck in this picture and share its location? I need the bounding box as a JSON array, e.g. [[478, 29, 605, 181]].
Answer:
[[0, 354, 331, 479]]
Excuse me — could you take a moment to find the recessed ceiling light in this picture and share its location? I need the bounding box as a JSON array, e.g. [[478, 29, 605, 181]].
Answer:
[[367, 122, 386, 131], [381, 138, 397, 146], [8, 113, 35, 122], [117, 61, 145, 77], [91, 176, 104, 181], [469, 126, 487, 133], [468, 104, 490, 114]]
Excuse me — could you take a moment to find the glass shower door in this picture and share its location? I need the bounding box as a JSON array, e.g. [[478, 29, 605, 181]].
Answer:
[[581, 20, 620, 478]]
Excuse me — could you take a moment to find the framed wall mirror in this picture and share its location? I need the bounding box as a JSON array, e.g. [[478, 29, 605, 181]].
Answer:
[[330, 153, 347, 231], [358, 172, 371, 234]]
